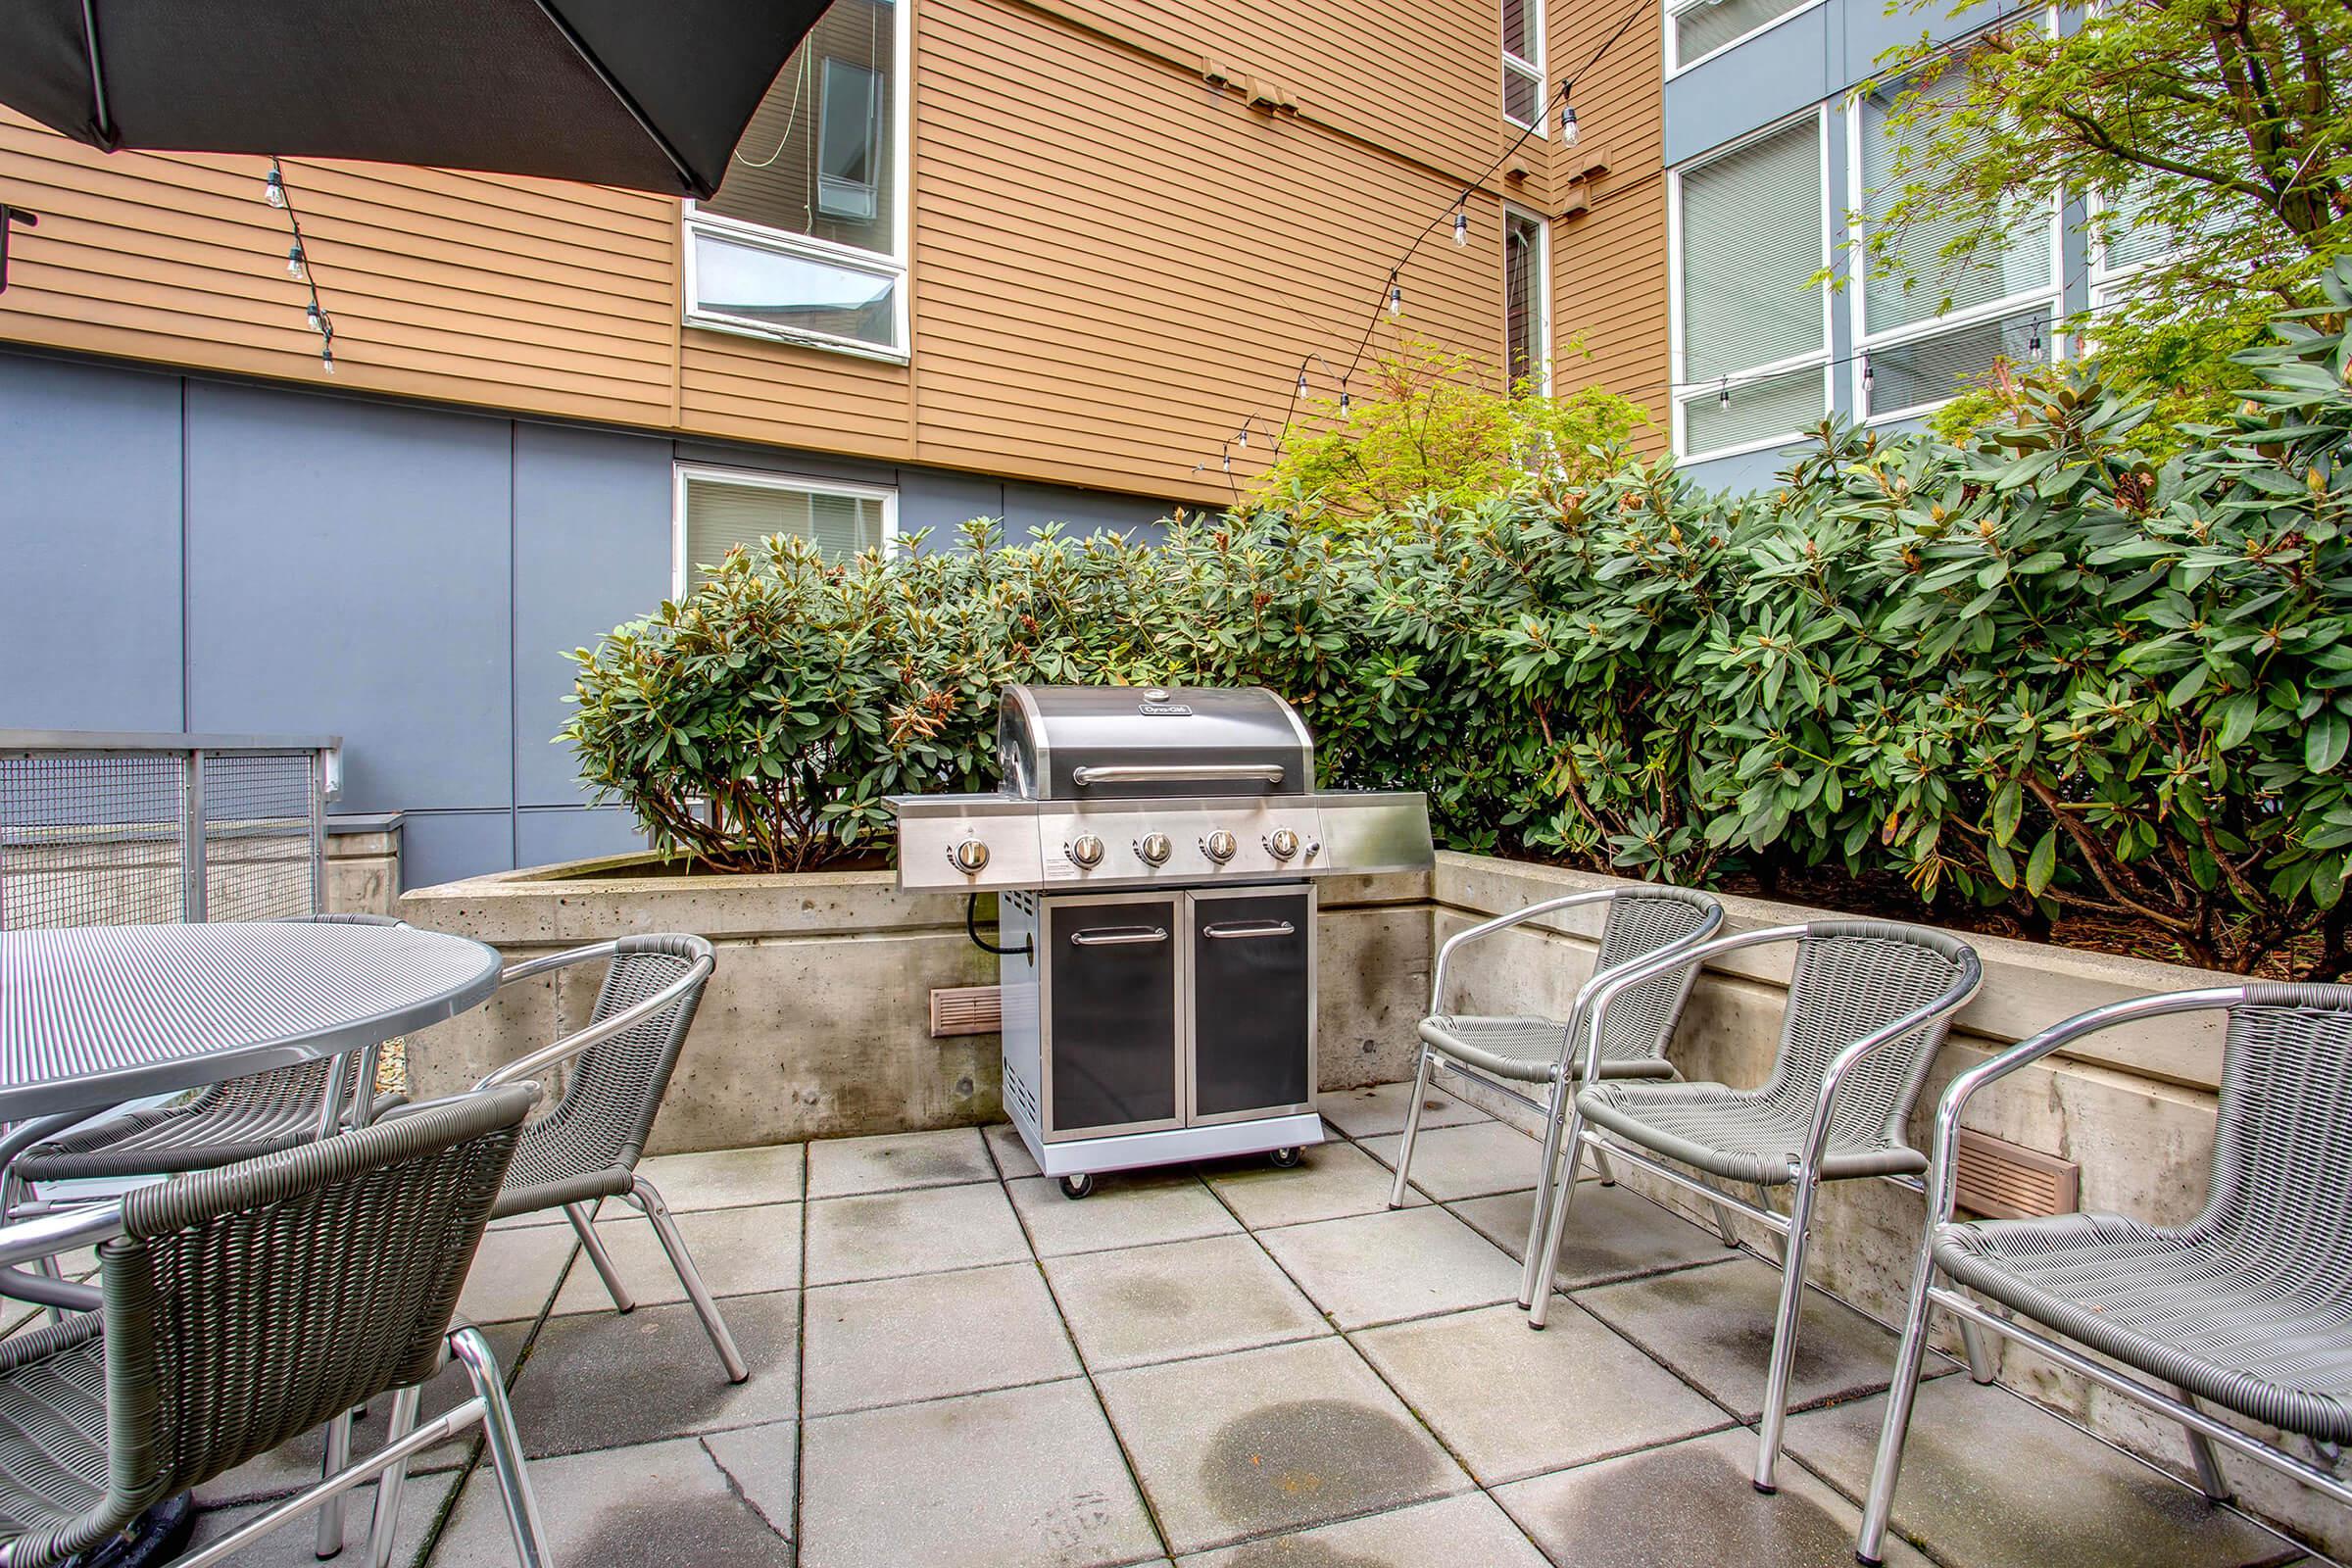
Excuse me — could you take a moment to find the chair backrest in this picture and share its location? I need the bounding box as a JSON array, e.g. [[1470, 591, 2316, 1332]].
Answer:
[[1589, 887, 1721, 1065], [95, 1085, 534, 1513], [2188, 983, 2352, 1270], [533, 933, 713, 1177], [1759, 921, 1980, 1152]]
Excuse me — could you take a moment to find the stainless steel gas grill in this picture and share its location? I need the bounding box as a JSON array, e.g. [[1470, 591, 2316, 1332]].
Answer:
[[890, 685, 1433, 1197]]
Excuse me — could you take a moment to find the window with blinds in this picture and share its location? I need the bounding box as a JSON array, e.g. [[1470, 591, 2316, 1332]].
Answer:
[[1854, 53, 2057, 419], [676, 468, 895, 592], [685, 0, 906, 356], [1669, 0, 1816, 72], [1504, 208, 1549, 389], [1501, 0, 1544, 127], [1675, 115, 1827, 456]]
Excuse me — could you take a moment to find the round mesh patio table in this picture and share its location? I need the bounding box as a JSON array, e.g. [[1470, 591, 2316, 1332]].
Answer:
[[0, 921, 503, 1122]]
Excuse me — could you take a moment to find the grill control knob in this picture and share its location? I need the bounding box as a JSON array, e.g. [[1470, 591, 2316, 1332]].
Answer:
[[1068, 834, 1104, 868], [1266, 827, 1300, 860], [949, 838, 991, 874], [1138, 832, 1173, 866], [1203, 829, 1238, 864]]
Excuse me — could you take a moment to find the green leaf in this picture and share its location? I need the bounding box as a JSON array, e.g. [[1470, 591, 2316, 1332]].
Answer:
[[2311, 713, 2350, 774], [2024, 829, 2058, 898]]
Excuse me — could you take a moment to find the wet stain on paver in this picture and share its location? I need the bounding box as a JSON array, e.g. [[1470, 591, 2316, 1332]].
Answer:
[[867, 1148, 982, 1183], [1522, 1442, 1859, 1567], [1106, 1273, 1193, 1317], [1200, 1398, 1445, 1537], [1219, 1537, 1394, 1568], [568, 1491, 793, 1566]]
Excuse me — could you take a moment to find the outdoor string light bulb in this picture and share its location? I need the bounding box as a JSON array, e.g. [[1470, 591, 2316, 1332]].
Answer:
[[286, 243, 307, 282], [1452, 209, 1469, 246], [265, 169, 287, 208], [2028, 322, 2044, 360], [1340, 387, 1352, 419], [1559, 102, 1580, 147], [319, 344, 335, 375], [1236, 425, 1249, 449], [1387, 279, 1402, 318], [1718, 377, 1731, 410], [305, 302, 325, 334], [1862, 356, 1874, 396], [1297, 369, 1309, 398]]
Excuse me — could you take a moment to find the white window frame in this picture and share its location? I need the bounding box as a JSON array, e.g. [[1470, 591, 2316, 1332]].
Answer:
[[1663, 0, 1830, 79], [681, 0, 913, 364], [1667, 105, 1835, 463], [1502, 204, 1553, 393], [1501, 0, 1547, 132], [671, 463, 901, 596], [1843, 24, 2064, 424]]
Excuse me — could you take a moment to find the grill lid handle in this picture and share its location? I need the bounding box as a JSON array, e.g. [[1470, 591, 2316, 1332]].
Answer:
[[1070, 763, 1285, 787], [1069, 925, 1169, 947]]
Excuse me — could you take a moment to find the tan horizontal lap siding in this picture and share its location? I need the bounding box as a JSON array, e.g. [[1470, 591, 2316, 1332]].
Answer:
[[1545, 0, 1668, 453], [0, 113, 679, 424], [913, 0, 1526, 501]]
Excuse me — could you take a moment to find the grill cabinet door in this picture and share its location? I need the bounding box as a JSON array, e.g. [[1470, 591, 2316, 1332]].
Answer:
[[1188, 888, 1314, 1121], [1044, 896, 1181, 1136]]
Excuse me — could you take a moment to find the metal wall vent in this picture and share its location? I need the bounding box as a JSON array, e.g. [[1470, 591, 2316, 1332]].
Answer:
[[1954, 1129, 2081, 1220], [930, 984, 1003, 1038]]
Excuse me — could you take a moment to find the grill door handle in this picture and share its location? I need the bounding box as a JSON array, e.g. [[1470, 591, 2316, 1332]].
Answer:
[[1069, 925, 1169, 947], [1202, 920, 1297, 941], [1070, 763, 1285, 787]]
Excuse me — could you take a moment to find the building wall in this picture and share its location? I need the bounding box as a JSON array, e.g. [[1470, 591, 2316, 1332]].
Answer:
[[0, 347, 1170, 889], [0, 0, 1583, 509]]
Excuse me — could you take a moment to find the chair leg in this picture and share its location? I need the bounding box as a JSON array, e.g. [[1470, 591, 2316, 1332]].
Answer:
[[451, 1326, 554, 1568], [316, 1408, 355, 1556], [564, 1201, 634, 1313], [1518, 1078, 1574, 1311], [1752, 1167, 1820, 1494], [1528, 1104, 1590, 1331], [1857, 1223, 1943, 1563], [1388, 1047, 1437, 1209], [630, 1175, 748, 1383], [1956, 1316, 1999, 1385], [365, 1385, 422, 1568], [1707, 1199, 1744, 1249], [2174, 1385, 2233, 1502], [1590, 1146, 1617, 1186]]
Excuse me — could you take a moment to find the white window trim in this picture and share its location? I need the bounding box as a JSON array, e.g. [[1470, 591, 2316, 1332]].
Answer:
[[1503, 203, 1553, 394], [1667, 104, 1835, 464], [671, 463, 901, 597], [1843, 29, 2064, 424], [1502, 0, 1547, 132], [1663, 0, 1831, 80], [681, 0, 914, 364]]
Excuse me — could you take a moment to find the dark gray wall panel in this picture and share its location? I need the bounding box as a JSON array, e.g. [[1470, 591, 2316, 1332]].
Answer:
[[1004, 481, 1172, 546], [515, 805, 647, 868], [395, 809, 515, 894], [1682, 442, 1808, 496], [0, 353, 185, 730], [513, 421, 670, 808], [900, 468, 1004, 551], [1665, 5, 1831, 167], [183, 382, 514, 815]]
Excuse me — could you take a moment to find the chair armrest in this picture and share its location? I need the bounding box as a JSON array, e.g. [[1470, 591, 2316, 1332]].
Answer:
[[1570, 924, 1812, 1087], [1428, 892, 1620, 1018], [1919, 986, 2245, 1228], [473, 952, 714, 1091]]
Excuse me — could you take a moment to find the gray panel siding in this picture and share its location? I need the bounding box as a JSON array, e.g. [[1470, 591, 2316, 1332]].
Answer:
[[513, 421, 671, 808], [1665, 5, 1832, 167], [3, 347, 1185, 887], [0, 356, 184, 731], [183, 380, 514, 816]]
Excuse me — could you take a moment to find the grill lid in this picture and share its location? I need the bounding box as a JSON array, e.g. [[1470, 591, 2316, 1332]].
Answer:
[[997, 685, 1313, 800]]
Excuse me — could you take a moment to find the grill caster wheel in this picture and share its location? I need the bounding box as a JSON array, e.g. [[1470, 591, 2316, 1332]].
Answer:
[[1269, 1148, 1301, 1168], [1058, 1174, 1094, 1200]]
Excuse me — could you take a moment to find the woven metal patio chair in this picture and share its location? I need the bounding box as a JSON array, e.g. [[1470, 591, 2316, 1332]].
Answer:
[[1392, 886, 1723, 1313], [0, 1084, 549, 1568], [4, 913, 408, 1203], [1858, 983, 2352, 1565], [1536, 919, 1981, 1493], [470, 932, 745, 1384]]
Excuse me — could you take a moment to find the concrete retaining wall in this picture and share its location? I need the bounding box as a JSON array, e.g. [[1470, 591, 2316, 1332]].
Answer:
[[401, 846, 2340, 1549]]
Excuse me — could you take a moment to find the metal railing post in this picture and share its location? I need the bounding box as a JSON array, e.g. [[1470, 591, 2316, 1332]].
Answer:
[[181, 747, 209, 923], [309, 747, 330, 916]]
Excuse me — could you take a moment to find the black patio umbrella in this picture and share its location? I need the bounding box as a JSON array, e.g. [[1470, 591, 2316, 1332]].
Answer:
[[0, 0, 832, 199]]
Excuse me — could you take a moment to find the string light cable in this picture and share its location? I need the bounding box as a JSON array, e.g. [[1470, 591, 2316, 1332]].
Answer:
[[266, 157, 337, 374]]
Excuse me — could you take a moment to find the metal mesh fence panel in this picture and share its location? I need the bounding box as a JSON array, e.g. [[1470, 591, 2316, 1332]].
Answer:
[[0, 739, 327, 930]]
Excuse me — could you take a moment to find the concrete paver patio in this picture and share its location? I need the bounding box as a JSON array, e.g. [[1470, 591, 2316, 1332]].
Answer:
[[178, 1083, 2320, 1567]]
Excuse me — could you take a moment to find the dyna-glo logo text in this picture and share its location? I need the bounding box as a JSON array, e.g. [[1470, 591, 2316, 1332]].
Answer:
[[1137, 702, 1193, 716]]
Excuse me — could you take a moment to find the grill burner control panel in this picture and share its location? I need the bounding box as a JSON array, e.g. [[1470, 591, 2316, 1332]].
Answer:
[[889, 792, 1429, 894]]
